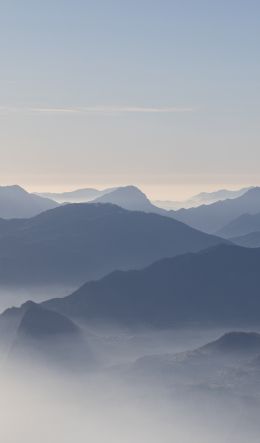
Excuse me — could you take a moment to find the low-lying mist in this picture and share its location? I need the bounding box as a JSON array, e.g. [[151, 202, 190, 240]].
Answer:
[[1, 326, 260, 443], [1, 362, 260, 443]]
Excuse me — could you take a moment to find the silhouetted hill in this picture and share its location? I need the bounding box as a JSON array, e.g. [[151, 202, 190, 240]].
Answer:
[[93, 185, 165, 213], [0, 185, 58, 218], [44, 244, 260, 328], [218, 212, 260, 238], [38, 186, 116, 203], [171, 187, 260, 233], [17, 301, 80, 337], [6, 302, 95, 370], [155, 187, 252, 210], [0, 203, 225, 285]]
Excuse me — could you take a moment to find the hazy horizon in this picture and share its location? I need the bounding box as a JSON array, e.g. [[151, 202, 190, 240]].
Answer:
[[0, 181, 258, 201], [1, 0, 259, 201]]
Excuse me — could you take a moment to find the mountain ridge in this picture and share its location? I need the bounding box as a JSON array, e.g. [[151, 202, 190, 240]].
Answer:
[[171, 187, 260, 233], [0, 202, 226, 286], [40, 243, 260, 328], [154, 186, 252, 210], [0, 185, 58, 218]]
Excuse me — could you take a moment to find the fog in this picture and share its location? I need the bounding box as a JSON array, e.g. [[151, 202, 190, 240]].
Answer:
[[1, 363, 260, 443], [1, 326, 260, 443]]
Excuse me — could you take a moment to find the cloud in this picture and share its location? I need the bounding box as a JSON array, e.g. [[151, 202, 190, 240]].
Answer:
[[0, 105, 194, 116]]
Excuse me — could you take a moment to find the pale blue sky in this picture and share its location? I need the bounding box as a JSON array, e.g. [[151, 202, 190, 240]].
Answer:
[[0, 0, 259, 199]]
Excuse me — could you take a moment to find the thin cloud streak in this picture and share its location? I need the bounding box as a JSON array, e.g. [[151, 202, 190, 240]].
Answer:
[[0, 105, 194, 116]]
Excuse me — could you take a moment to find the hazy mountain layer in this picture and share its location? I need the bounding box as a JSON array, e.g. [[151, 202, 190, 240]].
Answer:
[[230, 231, 260, 248], [0, 185, 58, 218], [93, 185, 165, 213], [154, 186, 252, 210], [0, 202, 225, 286], [171, 187, 260, 233], [218, 212, 260, 238], [38, 187, 116, 203]]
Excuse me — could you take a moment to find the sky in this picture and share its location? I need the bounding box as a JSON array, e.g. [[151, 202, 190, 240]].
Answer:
[[0, 0, 259, 200]]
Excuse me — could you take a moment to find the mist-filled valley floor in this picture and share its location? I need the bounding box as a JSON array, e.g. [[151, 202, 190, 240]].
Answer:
[[2, 326, 260, 443]]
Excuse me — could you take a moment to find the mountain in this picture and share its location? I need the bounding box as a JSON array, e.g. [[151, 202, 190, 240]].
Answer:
[[17, 301, 80, 337], [39, 185, 167, 214], [0, 202, 225, 286], [43, 244, 260, 328], [93, 185, 164, 213], [133, 332, 260, 372], [0, 185, 58, 218], [5, 301, 94, 370], [130, 331, 260, 387], [171, 187, 260, 233], [0, 300, 80, 346], [154, 187, 252, 210], [230, 231, 260, 248], [218, 212, 260, 238], [38, 187, 116, 203]]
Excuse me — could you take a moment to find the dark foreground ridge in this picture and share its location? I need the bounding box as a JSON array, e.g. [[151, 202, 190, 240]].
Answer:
[[42, 244, 260, 328]]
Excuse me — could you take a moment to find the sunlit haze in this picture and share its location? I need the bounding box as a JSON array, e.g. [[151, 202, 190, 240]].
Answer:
[[0, 0, 259, 200]]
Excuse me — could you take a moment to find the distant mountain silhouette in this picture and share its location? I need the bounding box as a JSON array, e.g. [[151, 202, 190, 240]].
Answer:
[[230, 231, 260, 248], [0, 185, 58, 218], [38, 187, 116, 203], [43, 244, 260, 328], [218, 212, 260, 238], [6, 301, 94, 370], [171, 187, 260, 233], [17, 301, 79, 337], [93, 185, 165, 213], [154, 187, 252, 210], [0, 202, 225, 286]]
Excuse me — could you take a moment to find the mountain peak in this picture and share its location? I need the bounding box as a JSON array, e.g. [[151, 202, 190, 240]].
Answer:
[[0, 184, 58, 219], [96, 185, 148, 199], [93, 185, 160, 212], [18, 303, 80, 338], [0, 184, 27, 194]]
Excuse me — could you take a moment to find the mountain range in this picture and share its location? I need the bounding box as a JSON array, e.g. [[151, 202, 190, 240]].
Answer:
[[38, 184, 251, 209], [38, 187, 116, 203], [44, 185, 260, 238], [0, 202, 225, 286], [218, 212, 260, 238], [172, 187, 260, 233], [154, 186, 252, 210], [36, 243, 260, 329], [92, 185, 165, 213], [3, 183, 260, 239]]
